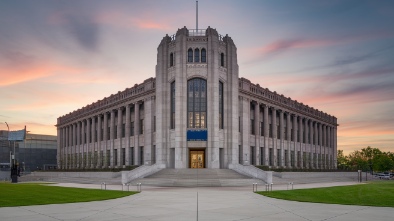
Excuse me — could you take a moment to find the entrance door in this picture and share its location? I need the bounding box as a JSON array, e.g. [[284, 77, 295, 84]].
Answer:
[[190, 150, 205, 168]]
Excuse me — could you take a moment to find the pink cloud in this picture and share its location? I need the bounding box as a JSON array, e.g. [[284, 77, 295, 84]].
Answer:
[[259, 39, 334, 55], [95, 11, 172, 31]]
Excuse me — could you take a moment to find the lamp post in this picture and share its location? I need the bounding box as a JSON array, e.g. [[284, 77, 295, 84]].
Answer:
[[5, 122, 11, 166]]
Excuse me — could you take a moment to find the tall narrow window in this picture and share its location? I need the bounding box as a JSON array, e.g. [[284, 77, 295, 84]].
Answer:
[[220, 53, 224, 67], [187, 78, 207, 128], [201, 48, 206, 63], [188, 48, 193, 62], [194, 48, 200, 62], [219, 81, 223, 129], [170, 53, 174, 66], [171, 81, 175, 129]]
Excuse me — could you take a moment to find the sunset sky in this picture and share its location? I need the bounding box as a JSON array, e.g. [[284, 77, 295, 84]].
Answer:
[[0, 0, 393, 155]]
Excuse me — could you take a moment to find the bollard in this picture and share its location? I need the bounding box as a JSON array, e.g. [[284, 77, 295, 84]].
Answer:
[[127, 183, 130, 191], [291, 182, 294, 190], [101, 182, 106, 190], [252, 183, 258, 192], [137, 183, 142, 192], [265, 184, 269, 192], [270, 183, 273, 191]]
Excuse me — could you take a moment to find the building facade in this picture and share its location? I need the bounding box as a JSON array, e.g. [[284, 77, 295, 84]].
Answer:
[[0, 131, 57, 172], [56, 26, 338, 170]]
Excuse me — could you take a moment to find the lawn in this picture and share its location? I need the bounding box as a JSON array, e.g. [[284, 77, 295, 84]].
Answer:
[[257, 181, 394, 207], [0, 182, 137, 207]]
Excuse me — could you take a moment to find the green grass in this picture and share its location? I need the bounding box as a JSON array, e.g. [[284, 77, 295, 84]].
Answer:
[[257, 181, 394, 207], [0, 182, 137, 207]]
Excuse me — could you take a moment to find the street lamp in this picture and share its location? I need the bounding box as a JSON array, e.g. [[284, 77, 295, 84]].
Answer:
[[5, 122, 11, 166]]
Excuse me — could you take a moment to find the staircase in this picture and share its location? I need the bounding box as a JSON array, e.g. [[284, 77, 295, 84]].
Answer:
[[130, 169, 265, 187]]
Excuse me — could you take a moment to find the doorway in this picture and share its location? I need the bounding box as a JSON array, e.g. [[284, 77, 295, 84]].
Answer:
[[189, 150, 205, 168]]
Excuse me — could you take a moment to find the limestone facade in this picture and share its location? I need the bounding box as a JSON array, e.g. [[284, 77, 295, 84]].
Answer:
[[56, 26, 338, 170]]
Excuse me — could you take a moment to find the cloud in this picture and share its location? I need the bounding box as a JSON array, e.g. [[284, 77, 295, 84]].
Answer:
[[258, 39, 334, 55], [95, 10, 172, 31]]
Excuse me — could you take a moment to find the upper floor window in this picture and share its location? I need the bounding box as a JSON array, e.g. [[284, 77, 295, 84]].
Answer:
[[220, 53, 224, 67], [170, 53, 174, 67], [219, 81, 223, 129], [171, 81, 175, 129], [194, 48, 200, 62], [188, 48, 193, 62], [187, 78, 207, 128], [201, 48, 206, 63]]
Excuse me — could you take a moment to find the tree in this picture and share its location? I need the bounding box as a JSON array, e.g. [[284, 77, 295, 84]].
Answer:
[[337, 150, 349, 170]]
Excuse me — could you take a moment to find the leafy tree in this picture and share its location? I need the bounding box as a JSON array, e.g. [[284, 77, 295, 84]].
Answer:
[[337, 150, 349, 170], [338, 147, 394, 172]]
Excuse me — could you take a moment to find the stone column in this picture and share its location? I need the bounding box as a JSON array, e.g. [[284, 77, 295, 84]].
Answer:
[[304, 118, 309, 168], [263, 105, 269, 166], [144, 97, 153, 166], [81, 120, 85, 168], [92, 117, 96, 168], [125, 104, 131, 166], [97, 114, 102, 168], [254, 102, 260, 165], [286, 113, 291, 168], [241, 97, 250, 165], [65, 126, 68, 169], [298, 116, 303, 168], [76, 122, 80, 168], [323, 124, 326, 169], [110, 110, 115, 167], [271, 107, 277, 167], [292, 115, 298, 168], [86, 119, 91, 167], [103, 113, 108, 167], [334, 126, 337, 169], [279, 110, 284, 167], [314, 121, 318, 168], [117, 107, 123, 167], [318, 123, 323, 169], [134, 102, 140, 165], [61, 127, 65, 169], [309, 120, 313, 169]]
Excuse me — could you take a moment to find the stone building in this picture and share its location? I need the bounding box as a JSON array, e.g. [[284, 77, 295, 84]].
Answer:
[[56, 26, 338, 170]]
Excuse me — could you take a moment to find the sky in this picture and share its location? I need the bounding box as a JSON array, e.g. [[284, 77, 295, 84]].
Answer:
[[0, 0, 393, 155]]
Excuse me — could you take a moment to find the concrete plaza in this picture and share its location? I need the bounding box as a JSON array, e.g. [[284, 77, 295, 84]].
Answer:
[[0, 182, 392, 221]]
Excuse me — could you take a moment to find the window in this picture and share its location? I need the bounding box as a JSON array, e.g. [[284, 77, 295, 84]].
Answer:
[[194, 48, 200, 62], [130, 122, 134, 136], [171, 81, 175, 129], [188, 48, 193, 62], [201, 48, 206, 62], [170, 53, 174, 67], [187, 78, 207, 128], [220, 53, 224, 67], [140, 119, 144, 134], [251, 119, 255, 135], [219, 81, 223, 129], [122, 123, 125, 138]]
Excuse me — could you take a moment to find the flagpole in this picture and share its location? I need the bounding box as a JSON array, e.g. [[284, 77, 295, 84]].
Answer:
[[196, 1, 198, 30]]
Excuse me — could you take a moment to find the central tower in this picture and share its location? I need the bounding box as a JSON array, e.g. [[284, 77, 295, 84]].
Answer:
[[155, 26, 239, 169]]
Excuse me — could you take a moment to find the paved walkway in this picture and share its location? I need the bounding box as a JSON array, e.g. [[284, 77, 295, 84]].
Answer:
[[0, 182, 392, 221]]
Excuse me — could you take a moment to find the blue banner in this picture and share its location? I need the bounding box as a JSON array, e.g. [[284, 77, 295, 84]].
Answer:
[[187, 130, 207, 141]]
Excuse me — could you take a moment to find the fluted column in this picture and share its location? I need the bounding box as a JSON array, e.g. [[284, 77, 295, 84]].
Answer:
[[86, 118, 91, 168], [305, 118, 309, 168], [254, 102, 260, 165], [110, 110, 115, 167], [91, 117, 96, 168], [134, 102, 140, 165], [81, 120, 85, 168], [271, 107, 277, 167], [103, 113, 108, 167], [117, 107, 123, 167], [62, 127, 66, 169], [65, 126, 69, 169], [125, 104, 131, 166], [97, 114, 102, 168], [309, 120, 313, 169], [263, 105, 269, 166], [76, 122, 80, 168], [318, 123, 323, 169], [292, 115, 297, 168], [279, 110, 284, 167], [298, 116, 303, 168], [286, 113, 291, 167]]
